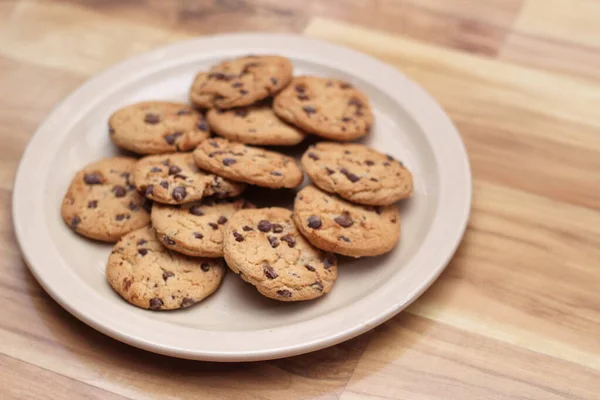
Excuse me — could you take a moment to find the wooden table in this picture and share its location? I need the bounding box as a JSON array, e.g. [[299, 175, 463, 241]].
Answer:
[[1, 1, 599, 398]]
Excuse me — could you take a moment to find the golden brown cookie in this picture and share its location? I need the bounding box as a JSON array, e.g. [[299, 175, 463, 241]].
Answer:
[[293, 186, 400, 257], [190, 55, 293, 109], [133, 153, 246, 205], [223, 207, 338, 301], [151, 198, 250, 257], [61, 157, 150, 242], [193, 138, 303, 189], [301, 142, 413, 205], [273, 76, 374, 141], [106, 226, 225, 310], [109, 101, 209, 154], [206, 102, 306, 146]]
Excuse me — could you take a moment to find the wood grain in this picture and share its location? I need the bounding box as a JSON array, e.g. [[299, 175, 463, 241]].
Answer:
[[1, 0, 599, 398]]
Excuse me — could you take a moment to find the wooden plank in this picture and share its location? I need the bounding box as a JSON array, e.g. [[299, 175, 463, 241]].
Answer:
[[0, 354, 127, 400]]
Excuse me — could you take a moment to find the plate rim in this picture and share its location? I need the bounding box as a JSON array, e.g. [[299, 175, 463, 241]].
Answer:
[[12, 32, 472, 361]]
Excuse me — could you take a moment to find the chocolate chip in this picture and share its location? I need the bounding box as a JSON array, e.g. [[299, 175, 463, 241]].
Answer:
[[303, 106, 316, 115], [144, 113, 160, 124], [138, 248, 148, 256], [307, 215, 322, 229], [297, 94, 309, 101], [375, 206, 383, 215], [391, 216, 397, 223], [307, 152, 319, 161], [305, 264, 316, 272], [197, 120, 209, 131], [365, 160, 375, 166], [164, 132, 182, 145], [270, 171, 282, 176], [181, 298, 195, 308], [193, 232, 204, 239], [281, 234, 295, 248], [111, 185, 126, 198], [268, 236, 279, 248], [70, 215, 81, 229], [149, 298, 163, 310], [340, 82, 353, 89], [168, 165, 182, 175], [340, 167, 360, 182], [161, 159, 170, 166], [339, 235, 351, 242], [123, 278, 132, 291], [370, 177, 379, 182], [222, 158, 236, 166], [150, 167, 162, 173], [235, 109, 248, 117], [295, 85, 305, 93], [312, 281, 324, 291], [87, 200, 98, 209], [209, 72, 235, 81], [209, 150, 224, 158], [160, 180, 169, 189], [115, 214, 126, 221], [137, 239, 147, 246], [334, 213, 354, 228], [241, 62, 259, 73], [163, 236, 176, 246], [258, 220, 272, 232], [383, 162, 391, 167], [232, 82, 243, 88], [177, 109, 192, 116], [344, 150, 351, 155], [355, 109, 364, 117], [189, 205, 204, 216], [272, 224, 283, 233], [240, 89, 249, 95], [263, 264, 278, 279], [209, 140, 219, 148], [325, 167, 335, 175], [270, 77, 278, 86], [387, 154, 395, 161], [217, 216, 228, 225], [233, 231, 244, 242], [128, 202, 139, 211], [342, 117, 352, 122], [201, 262, 210, 271], [323, 254, 336, 269], [83, 173, 102, 185], [242, 225, 253, 231], [172, 186, 187, 201], [348, 98, 363, 107], [209, 222, 218, 230], [276, 290, 292, 298]]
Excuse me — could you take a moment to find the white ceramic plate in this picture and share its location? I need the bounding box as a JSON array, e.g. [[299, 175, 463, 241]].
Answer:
[[13, 34, 471, 361]]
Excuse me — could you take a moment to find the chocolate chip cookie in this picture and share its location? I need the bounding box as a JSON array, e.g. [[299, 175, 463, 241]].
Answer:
[[206, 101, 306, 146], [152, 198, 249, 257], [106, 226, 225, 310], [273, 76, 374, 141], [61, 157, 150, 242], [133, 152, 246, 205], [301, 142, 413, 205], [190, 55, 293, 109], [223, 207, 337, 301], [193, 138, 303, 189], [109, 101, 210, 154], [293, 186, 400, 257]]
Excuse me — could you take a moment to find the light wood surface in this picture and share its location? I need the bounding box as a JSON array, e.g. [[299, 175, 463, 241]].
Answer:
[[1, 1, 599, 399]]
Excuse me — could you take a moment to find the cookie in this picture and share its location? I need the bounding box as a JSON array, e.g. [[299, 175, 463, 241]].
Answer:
[[301, 142, 413, 205], [133, 152, 246, 205], [190, 55, 293, 109], [106, 226, 225, 310], [273, 76, 374, 141], [61, 157, 150, 242], [206, 101, 306, 146], [151, 198, 249, 257], [293, 185, 400, 257], [109, 101, 210, 154], [193, 138, 303, 189], [223, 207, 338, 301]]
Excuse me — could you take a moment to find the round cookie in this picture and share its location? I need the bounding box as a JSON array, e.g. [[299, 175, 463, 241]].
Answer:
[[61, 157, 150, 242], [133, 152, 246, 205], [301, 142, 413, 205], [223, 207, 338, 301], [106, 226, 225, 310], [193, 137, 303, 189], [109, 101, 210, 154], [293, 186, 400, 258], [206, 102, 306, 146], [273, 76, 374, 141], [190, 55, 293, 109], [151, 198, 250, 257]]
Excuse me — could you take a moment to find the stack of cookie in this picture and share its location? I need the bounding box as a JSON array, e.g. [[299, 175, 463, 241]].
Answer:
[[61, 54, 413, 310]]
